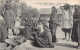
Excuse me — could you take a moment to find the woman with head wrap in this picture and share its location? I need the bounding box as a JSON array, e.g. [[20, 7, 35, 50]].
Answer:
[[49, 6, 59, 43], [71, 5, 80, 49]]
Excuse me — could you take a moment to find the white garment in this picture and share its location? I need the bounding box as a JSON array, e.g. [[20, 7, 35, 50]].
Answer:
[[38, 24, 44, 33], [71, 8, 74, 27], [61, 10, 73, 29], [15, 20, 21, 28], [14, 20, 25, 35], [8, 35, 17, 39], [64, 10, 70, 20], [8, 29, 13, 35], [14, 20, 20, 35]]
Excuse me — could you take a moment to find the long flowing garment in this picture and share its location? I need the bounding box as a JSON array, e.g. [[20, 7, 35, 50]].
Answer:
[[0, 19, 8, 42], [3, 9, 15, 29], [71, 11, 80, 42], [21, 20, 33, 40], [23, 26, 33, 40], [49, 9, 58, 42], [61, 9, 73, 32], [34, 29, 53, 48], [1, 2, 16, 29]]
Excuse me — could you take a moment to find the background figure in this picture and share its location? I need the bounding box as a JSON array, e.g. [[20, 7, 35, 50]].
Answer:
[[49, 6, 59, 43], [14, 16, 25, 36], [60, 4, 73, 41], [71, 5, 80, 49], [21, 18, 34, 40], [1, 0, 15, 35], [0, 19, 8, 42]]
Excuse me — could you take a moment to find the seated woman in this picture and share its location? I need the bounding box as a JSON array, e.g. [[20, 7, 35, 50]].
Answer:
[[20, 19, 34, 41], [34, 24, 54, 48]]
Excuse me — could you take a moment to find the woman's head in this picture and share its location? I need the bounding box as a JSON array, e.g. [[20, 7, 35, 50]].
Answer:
[[64, 3, 70, 10], [74, 5, 79, 12], [52, 6, 57, 12]]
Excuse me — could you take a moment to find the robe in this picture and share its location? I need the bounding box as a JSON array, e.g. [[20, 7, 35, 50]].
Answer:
[[0, 19, 8, 42]]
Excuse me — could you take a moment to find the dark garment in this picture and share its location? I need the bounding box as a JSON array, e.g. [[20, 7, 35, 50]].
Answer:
[[22, 26, 33, 40], [49, 9, 58, 42], [71, 11, 80, 43], [49, 23, 57, 42], [78, 23, 80, 45], [34, 29, 54, 48], [0, 20, 8, 42], [31, 26, 40, 36], [62, 28, 71, 33], [49, 11, 59, 25], [71, 22, 78, 42], [20, 20, 33, 40]]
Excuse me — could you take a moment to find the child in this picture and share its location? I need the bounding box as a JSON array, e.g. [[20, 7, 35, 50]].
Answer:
[[14, 16, 25, 36]]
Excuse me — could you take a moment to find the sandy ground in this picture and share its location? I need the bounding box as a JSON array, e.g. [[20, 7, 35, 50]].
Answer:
[[0, 17, 79, 50], [18, 26, 79, 50]]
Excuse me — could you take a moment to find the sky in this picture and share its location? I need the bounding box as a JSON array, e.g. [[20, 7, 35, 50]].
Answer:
[[20, 0, 80, 10], [0, 0, 80, 18]]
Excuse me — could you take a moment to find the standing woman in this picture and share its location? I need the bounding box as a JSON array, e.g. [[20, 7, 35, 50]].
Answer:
[[21, 17, 34, 40], [61, 4, 73, 41], [1, 0, 15, 35], [71, 5, 80, 49], [49, 6, 59, 43]]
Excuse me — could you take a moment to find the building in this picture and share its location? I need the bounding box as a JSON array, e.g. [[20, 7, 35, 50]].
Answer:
[[39, 7, 62, 22]]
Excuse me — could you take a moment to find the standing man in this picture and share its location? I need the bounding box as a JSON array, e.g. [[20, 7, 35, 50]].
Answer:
[[60, 4, 73, 41], [49, 6, 59, 43]]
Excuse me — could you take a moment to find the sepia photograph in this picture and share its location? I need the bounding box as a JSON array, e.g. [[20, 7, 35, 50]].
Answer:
[[0, 0, 80, 50]]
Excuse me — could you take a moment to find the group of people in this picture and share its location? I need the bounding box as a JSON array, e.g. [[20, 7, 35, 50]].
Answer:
[[0, 0, 25, 48], [0, 0, 80, 49], [60, 4, 80, 49], [0, 0, 20, 41], [32, 3, 80, 49]]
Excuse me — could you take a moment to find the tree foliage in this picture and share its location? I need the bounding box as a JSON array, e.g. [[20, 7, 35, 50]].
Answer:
[[0, 0, 40, 19], [20, 2, 40, 19]]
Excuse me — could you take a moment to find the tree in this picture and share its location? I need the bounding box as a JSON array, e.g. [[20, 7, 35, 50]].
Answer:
[[0, 0, 6, 16], [0, 0, 40, 25], [20, 2, 40, 20], [29, 8, 40, 18]]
